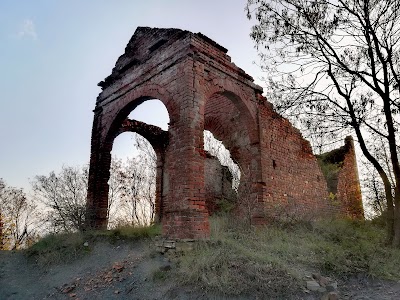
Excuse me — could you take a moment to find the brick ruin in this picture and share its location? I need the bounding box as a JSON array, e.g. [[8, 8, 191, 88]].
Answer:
[[316, 136, 364, 219], [86, 27, 363, 239]]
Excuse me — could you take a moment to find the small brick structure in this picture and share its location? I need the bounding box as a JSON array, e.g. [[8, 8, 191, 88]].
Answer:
[[86, 27, 363, 239]]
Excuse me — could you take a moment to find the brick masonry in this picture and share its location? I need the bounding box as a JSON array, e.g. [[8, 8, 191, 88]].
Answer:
[[86, 27, 363, 239], [204, 152, 236, 215], [317, 136, 364, 219]]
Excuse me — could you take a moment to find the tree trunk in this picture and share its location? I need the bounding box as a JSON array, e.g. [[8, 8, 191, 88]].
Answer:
[[381, 174, 395, 244], [353, 126, 395, 243], [392, 189, 400, 247]]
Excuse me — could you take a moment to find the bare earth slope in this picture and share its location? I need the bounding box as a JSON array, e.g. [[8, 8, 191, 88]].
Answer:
[[1, 240, 400, 300], [0, 241, 177, 300]]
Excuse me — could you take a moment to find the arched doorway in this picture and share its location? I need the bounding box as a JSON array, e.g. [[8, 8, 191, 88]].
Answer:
[[107, 100, 169, 227], [86, 93, 172, 230], [203, 90, 263, 225]]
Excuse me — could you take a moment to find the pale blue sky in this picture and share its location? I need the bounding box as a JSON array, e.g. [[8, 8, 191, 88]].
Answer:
[[0, 0, 264, 190]]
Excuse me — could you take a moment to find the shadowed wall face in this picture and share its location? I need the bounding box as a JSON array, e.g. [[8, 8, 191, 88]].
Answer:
[[86, 27, 364, 239], [317, 136, 364, 219]]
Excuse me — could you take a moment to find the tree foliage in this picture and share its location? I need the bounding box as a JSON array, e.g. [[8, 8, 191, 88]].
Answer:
[[109, 134, 157, 227], [31, 134, 159, 233], [246, 0, 400, 245], [0, 179, 38, 249], [361, 138, 396, 217], [32, 166, 88, 233]]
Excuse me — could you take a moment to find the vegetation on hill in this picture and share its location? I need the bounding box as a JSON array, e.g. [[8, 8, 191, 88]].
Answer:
[[247, 0, 400, 246], [22, 216, 400, 298], [176, 216, 400, 297], [26, 224, 161, 267]]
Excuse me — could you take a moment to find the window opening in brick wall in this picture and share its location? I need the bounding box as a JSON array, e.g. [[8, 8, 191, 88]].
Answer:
[[204, 130, 240, 191]]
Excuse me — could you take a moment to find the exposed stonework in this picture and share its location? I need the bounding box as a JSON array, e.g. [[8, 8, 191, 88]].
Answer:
[[317, 136, 364, 219], [86, 26, 364, 239]]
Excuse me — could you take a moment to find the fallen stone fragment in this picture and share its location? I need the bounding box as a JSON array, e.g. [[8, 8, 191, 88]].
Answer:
[[326, 281, 338, 292], [312, 273, 322, 281], [319, 276, 329, 287], [306, 280, 321, 291]]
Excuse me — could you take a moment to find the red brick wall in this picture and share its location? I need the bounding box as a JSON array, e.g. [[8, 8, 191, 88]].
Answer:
[[257, 102, 336, 220], [87, 27, 363, 240], [335, 137, 364, 219]]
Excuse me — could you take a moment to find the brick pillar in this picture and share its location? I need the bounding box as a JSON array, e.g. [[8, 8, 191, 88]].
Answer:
[[154, 154, 164, 223], [161, 59, 210, 239], [256, 97, 277, 222], [162, 122, 210, 239], [337, 136, 364, 219], [235, 146, 265, 226], [86, 109, 111, 229]]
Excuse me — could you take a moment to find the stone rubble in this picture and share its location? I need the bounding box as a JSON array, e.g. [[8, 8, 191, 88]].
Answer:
[[304, 273, 339, 299]]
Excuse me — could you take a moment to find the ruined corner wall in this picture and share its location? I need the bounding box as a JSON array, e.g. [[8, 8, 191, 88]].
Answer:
[[258, 101, 337, 220], [318, 136, 364, 219]]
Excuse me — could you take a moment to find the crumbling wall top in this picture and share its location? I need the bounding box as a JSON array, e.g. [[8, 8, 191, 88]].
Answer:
[[97, 26, 260, 92]]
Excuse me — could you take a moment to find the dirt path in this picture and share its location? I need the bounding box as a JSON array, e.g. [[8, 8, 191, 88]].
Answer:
[[0, 241, 168, 300], [1, 240, 400, 300]]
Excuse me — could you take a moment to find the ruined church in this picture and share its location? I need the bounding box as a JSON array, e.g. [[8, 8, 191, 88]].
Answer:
[[86, 27, 363, 239]]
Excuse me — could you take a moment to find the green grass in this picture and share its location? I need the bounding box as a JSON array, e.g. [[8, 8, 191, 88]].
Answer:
[[175, 216, 400, 298], [87, 224, 161, 241], [25, 224, 161, 267], [25, 231, 86, 267]]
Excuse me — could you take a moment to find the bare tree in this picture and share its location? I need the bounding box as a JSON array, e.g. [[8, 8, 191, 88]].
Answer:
[[0, 179, 39, 250], [31, 160, 138, 232], [32, 166, 88, 233], [247, 0, 400, 246], [113, 134, 157, 226], [362, 162, 387, 218], [361, 138, 396, 218], [107, 157, 132, 227]]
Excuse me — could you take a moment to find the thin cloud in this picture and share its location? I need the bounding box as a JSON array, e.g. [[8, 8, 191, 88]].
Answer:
[[17, 19, 38, 40]]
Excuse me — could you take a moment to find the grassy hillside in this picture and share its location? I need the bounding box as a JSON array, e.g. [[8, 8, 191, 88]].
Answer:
[[22, 216, 400, 299], [175, 216, 400, 297]]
